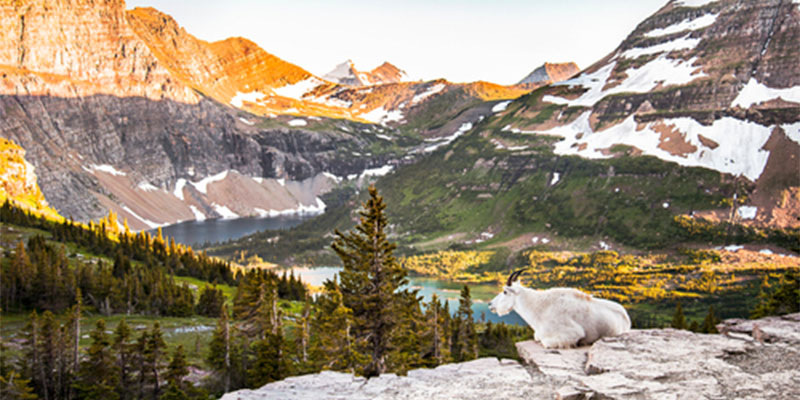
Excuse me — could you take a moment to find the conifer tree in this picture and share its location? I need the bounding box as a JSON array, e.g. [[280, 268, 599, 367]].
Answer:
[[332, 186, 407, 377], [112, 320, 135, 400], [453, 286, 477, 361], [161, 345, 195, 400], [423, 294, 450, 366], [311, 281, 367, 373], [141, 323, 167, 400], [207, 306, 232, 393], [671, 303, 687, 330], [388, 290, 424, 374], [700, 305, 720, 334], [74, 320, 119, 400]]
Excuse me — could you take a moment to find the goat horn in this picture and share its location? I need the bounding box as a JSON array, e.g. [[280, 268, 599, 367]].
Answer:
[[506, 269, 525, 286]]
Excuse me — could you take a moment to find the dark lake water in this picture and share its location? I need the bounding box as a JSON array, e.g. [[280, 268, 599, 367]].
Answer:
[[276, 266, 527, 326], [151, 215, 315, 247]]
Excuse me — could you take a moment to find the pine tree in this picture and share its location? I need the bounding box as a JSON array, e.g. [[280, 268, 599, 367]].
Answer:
[[112, 320, 135, 400], [332, 186, 407, 377], [700, 305, 720, 334], [671, 303, 687, 330], [207, 306, 232, 393], [161, 345, 193, 400], [453, 286, 477, 362], [423, 294, 449, 366], [311, 281, 368, 373], [142, 323, 167, 400], [388, 290, 424, 374], [74, 320, 119, 400]]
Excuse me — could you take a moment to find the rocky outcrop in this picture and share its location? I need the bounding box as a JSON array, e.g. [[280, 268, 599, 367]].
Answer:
[[223, 314, 800, 400], [221, 358, 554, 400], [517, 313, 800, 399], [517, 62, 580, 85]]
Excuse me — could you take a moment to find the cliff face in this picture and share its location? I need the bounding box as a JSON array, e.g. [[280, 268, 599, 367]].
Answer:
[[0, 0, 545, 228], [0, 0, 384, 228]]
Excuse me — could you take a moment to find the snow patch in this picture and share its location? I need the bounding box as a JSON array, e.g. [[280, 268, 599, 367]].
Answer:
[[173, 179, 187, 201], [277, 179, 286, 187], [360, 165, 394, 178], [675, 0, 717, 7], [663, 202, 670, 209], [122, 205, 163, 229], [272, 78, 323, 100], [230, 91, 267, 108], [411, 83, 446, 105], [547, 56, 704, 107], [323, 172, 343, 184], [644, 13, 718, 37], [192, 171, 229, 195], [239, 117, 255, 126], [376, 134, 393, 141], [738, 206, 758, 220], [212, 204, 239, 219], [289, 119, 308, 127], [621, 35, 701, 59], [550, 172, 561, 186], [137, 182, 160, 192], [492, 101, 512, 113], [533, 112, 772, 181], [360, 107, 404, 126], [189, 205, 206, 221], [424, 123, 473, 153], [724, 245, 744, 252], [599, 241, 611, 250], [731, 78, 800, 108], [759, 249, 774, 255], [781, 122, 800, 145], [85, 164, 126, 176]]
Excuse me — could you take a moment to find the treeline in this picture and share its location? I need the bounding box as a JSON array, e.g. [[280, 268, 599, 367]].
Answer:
[[0, 312, 204, 400], [1, 200, 234, 286], [674, 215, 800, 253], [0, 234, 306, 316]]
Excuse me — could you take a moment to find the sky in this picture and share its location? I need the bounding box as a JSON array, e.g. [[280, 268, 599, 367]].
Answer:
[[126, 0, 669, 85]]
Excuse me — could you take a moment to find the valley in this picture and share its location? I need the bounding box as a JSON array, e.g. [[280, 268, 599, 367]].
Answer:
[[0, 0, 798, 398]]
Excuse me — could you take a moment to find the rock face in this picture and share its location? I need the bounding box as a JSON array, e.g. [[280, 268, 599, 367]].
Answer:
[[0, 137, 58, 218], [0, 0, 543, 227], [499, 0, 800, 228], [517, 62, 580, 85], [222, 314, 800, 399], [517, 312, 800, 399], [220, 358, 554, 400]]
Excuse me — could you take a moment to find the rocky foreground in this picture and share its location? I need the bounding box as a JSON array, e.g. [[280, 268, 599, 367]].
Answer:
[[222, 313, 800, 400]]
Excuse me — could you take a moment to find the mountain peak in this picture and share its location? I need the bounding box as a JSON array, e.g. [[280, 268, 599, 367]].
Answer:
[[517, 62, 580, 85], [323, 60, 409, 86]]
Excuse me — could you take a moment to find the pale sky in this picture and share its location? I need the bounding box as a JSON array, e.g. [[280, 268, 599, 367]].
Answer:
[[126, 0, 669, 85]]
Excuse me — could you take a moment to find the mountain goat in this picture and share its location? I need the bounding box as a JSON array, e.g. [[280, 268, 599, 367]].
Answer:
[[489, 270, 631, 348]]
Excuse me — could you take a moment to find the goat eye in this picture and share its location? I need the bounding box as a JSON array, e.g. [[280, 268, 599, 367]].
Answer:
[[503, 290, 507, 295]]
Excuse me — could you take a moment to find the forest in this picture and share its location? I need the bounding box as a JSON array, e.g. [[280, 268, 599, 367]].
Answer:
[[0, 196, 531, 399]]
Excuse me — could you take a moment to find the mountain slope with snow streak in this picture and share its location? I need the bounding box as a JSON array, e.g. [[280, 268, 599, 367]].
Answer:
[[491, 0, 799, 228]]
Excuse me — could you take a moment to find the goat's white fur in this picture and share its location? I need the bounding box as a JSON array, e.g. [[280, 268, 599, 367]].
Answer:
[[489, 282, 631, 349]]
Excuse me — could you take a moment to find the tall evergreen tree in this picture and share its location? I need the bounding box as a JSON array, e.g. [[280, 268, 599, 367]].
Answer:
[[422, 294, 450, 366], [311, 281, 367, 373], [700, 305, 720, 334], [207, 306, 232, 393], [73, 320, 119, 400], [452, 286, 477, 362], [332, 186, 407, 377], [671, 303, 687, 330], [112, 319, 135, 400]]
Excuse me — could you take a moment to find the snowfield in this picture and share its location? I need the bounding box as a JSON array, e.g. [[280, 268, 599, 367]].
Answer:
[[532, 112, 773, 181], [644, 13, 718, 37], [546, 56, 705, 107], [731, 78, 800, 108]]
